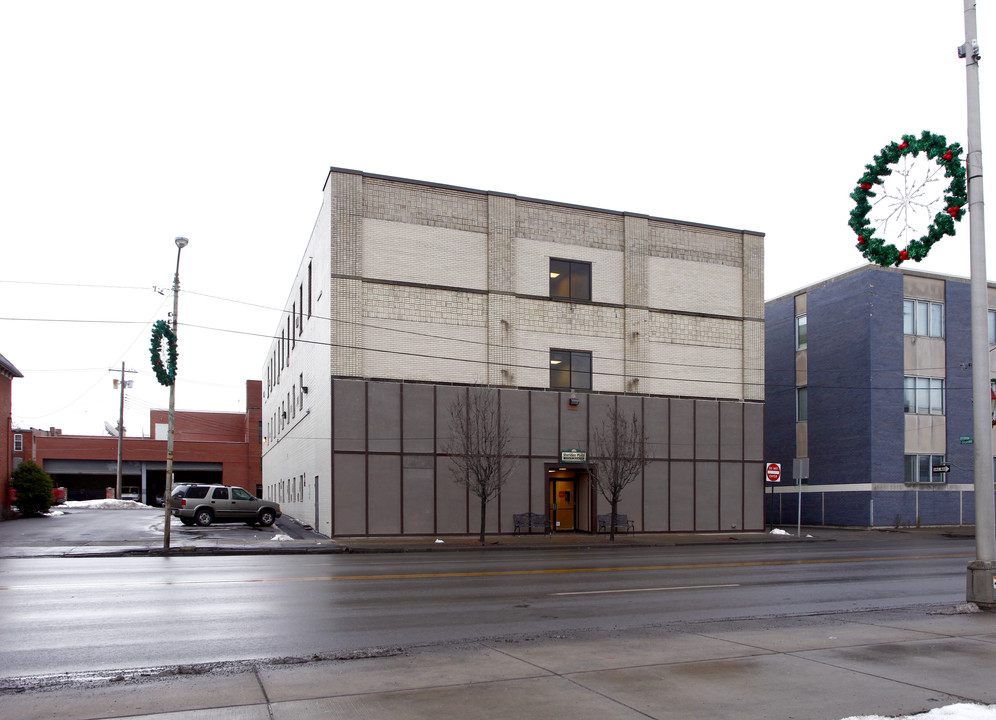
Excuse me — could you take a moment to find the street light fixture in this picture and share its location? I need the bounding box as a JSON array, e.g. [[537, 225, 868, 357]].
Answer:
[[163, 236, 188, 551]]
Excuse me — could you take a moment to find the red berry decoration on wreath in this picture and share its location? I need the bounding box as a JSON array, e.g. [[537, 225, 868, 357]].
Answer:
[[849, 131, 968, 267]]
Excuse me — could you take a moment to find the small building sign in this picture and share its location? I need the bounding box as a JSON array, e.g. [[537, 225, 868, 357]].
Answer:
[[560, 449, 586, 463]]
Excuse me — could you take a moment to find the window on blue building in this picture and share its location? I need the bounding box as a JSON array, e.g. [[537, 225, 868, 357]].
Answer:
[[904, 454, 946, 483], [795, 314, 807, 350], [903, 376, 945, 415], [796, 387, 808, 422], [903, 299, 944, 338]]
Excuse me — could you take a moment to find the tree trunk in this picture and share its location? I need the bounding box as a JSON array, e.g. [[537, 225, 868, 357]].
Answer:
[[610, 499, 619, 543], [479, 496, 488, 545]]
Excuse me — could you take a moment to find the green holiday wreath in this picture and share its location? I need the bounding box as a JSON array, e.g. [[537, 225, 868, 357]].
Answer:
[[850, 130, 967, 267], [150, 319, 178, 386]]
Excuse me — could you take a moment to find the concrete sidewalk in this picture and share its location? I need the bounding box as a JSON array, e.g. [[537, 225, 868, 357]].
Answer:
[[3, 606, 995, 720]]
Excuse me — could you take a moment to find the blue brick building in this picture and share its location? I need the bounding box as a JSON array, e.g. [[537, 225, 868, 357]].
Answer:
[[765, 266, 992, 527]]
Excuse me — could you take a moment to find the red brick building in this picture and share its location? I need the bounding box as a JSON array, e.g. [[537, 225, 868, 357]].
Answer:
[[13, 381, 263, 505], [2, 351, 24, 516]]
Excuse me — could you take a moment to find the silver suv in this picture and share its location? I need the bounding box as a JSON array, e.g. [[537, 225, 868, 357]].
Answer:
[[170, 484, 281, 528]]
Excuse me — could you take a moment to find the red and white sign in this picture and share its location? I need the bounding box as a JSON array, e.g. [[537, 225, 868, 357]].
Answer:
[[765, 463, 782, 482]]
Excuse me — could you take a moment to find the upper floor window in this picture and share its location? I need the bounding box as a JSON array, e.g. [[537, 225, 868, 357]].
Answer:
[[989, 309, 996, 344], [550, 259, 591, 301], [796, 387, 808, 422], [904, 376, 945, 415], [904, 299, 944, 338], [550, 349, 592, 390], [13, 434, 22, 452], [795, 314, 807, 350]]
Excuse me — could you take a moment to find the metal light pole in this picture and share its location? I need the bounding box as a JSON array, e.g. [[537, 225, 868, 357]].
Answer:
[[163, 236, 188, 551], [962, 0, 996, 610]]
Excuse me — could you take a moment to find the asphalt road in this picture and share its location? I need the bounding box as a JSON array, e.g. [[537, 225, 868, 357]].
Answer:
[[0, 527, 977, 682]]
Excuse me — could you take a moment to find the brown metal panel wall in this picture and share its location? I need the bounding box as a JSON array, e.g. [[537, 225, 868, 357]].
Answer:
[[560, 391, 588, 451], [368, 454, 401, 534], [670, 461, 695, 530], [695, 400, 720, 460], [720, 462, 745, 530], [403, 460, 434, 534], [644, 396, 669, 461], [435, 454, 469, 533], [333, 380, 366, 452], [530, 391, 559, 459], [501, 389, 531, 457], [695, 462, 720, 530], [499, 458, 530, 533], [402, 383, 434, 455], [643, 460, 670, 531], [333, 453, 367, 534], [720, 402, 744, 461], [743, 462, 766, 530], [744, 403, 764, 462], [368, 382, 401, 454], [671, 399, 695, 459]]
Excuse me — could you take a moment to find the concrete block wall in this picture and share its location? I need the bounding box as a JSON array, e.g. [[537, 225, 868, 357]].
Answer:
[[325, 168, 763, 402]]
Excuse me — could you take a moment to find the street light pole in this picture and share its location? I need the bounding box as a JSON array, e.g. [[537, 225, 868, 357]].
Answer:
[[962, 0, 996, 610], [163, 236, 188, 552]]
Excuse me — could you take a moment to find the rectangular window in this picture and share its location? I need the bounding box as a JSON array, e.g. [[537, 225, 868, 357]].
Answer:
[[308, 261, 313, 318], [796, 387, 808, 422], [299, 284, 304, 333], [795, 314, 807, 350], [550, 350, 592, 390], [903, 299, 944, 337], [291, 304, 296, 348], [905, 454, 946, 483], [904, 376, 945, 415], [989, 309, 996, 344], [13, 434, 23, 452], [549, 259, 591, 301]]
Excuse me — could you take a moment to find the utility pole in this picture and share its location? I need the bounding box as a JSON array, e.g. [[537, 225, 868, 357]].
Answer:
[[110, 363, 136, 499], [163, 236, 189, 552], [962, 0, 996, 610]]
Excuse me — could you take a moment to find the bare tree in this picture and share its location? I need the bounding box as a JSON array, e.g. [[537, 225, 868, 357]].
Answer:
[[447, 388, 515, 544], [589, 406, 649, 541]]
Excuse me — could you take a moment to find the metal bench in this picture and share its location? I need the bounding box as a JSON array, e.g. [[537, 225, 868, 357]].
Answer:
[[513, 512, 550, 535], [597, 513, 635, 534]]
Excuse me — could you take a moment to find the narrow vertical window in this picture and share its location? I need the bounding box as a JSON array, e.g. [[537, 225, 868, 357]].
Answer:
[[796, 387, 808, 422], [308, 261, 313, 318], [795, 314, 807, 350]]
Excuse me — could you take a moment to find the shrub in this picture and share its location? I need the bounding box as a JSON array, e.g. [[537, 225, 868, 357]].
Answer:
[[10, 460, 55, 516]]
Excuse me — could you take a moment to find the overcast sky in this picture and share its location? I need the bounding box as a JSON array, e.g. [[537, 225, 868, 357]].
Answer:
[[1, 0, 993, 437]]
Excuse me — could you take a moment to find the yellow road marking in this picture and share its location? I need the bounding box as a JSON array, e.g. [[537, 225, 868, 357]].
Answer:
[[0, 553, 972, 590]]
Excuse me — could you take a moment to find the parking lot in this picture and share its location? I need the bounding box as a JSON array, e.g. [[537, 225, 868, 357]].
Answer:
[[0, 501, 333, 558]]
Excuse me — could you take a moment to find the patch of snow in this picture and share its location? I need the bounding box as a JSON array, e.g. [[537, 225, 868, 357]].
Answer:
[[769, 528, 790, 536], [435, 538, 445, 544], [841, 703, 996, 720], [270, 534, 292, 541], [45, 510, 65, 516], [61, 499, 152, 510], [930, 603, 982, 615]]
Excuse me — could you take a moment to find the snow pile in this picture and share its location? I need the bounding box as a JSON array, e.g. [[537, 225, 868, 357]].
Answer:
[[769, 528, 791, 535], [60, 499, 152, 510], [841, 704, 996, 720]]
